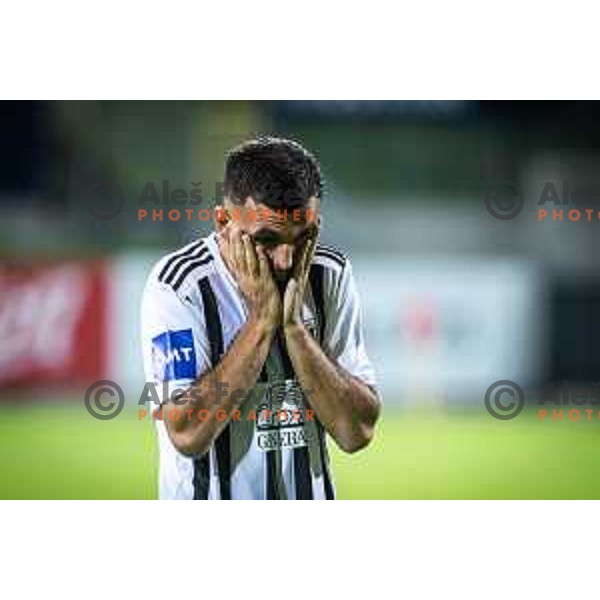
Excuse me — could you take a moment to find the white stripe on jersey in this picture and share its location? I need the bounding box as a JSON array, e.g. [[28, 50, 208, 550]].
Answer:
[[141, 232, 377, 500]]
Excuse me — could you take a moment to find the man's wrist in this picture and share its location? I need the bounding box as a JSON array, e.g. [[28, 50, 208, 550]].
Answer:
[[247, 313, 278, 342], [283, 320, 308, 341]]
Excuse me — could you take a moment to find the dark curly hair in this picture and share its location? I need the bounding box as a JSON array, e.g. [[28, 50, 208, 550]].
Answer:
[[224, 136, 323, 208]]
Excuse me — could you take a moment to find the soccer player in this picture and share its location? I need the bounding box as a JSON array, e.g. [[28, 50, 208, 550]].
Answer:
[[141, 136, 381, 499]]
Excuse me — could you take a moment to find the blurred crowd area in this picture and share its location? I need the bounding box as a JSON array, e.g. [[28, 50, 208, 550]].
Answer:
[[2, 101, 599, 268], [1, 100, 600, 398]]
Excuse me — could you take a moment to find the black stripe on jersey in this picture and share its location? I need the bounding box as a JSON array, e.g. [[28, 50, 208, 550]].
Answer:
[[158, 241, 203, 283], [314, 245, 346, 269], [308, 264, 335, 500], [163, 245, 209, 285], [275, 325, 313, 500], [265, 331, 288, 499], [193, 453, 210, 500], [215, 427, 231, 500], [197, 276, 231, 500], [293, 445, 313, 500], [317, 422, 335, 500], [318, 243, 347, 261], [266, 453, 278, 500], [199, 277, 224, 366], [258, 365, 269, 383], [309, 263, 326, 344], [163, 243, 208, 286], [314, 251, 345, 269], [172, 254, 213, 291]]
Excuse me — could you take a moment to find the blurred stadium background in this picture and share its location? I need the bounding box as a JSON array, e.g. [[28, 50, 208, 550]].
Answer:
[[2, 100, 600, 499]]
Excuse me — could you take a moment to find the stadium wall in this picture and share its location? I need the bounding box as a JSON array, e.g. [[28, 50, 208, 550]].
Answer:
[[0, 252, 544, 406]]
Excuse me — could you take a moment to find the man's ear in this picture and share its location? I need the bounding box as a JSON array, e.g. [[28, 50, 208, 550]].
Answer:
[[213, 205, 229, 233]]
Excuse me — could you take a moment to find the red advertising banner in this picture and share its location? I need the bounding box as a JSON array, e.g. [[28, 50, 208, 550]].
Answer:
[[0, 260, 108, 389]]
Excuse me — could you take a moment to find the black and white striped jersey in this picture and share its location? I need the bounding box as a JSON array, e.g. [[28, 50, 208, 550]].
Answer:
[[141, 232, 377, 500]]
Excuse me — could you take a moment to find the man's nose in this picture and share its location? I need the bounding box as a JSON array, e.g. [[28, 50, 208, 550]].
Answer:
[[268, 244, 294, 271]]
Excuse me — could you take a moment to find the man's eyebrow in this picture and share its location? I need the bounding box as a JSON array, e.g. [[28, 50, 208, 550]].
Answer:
[[251, 228, 282, 240]]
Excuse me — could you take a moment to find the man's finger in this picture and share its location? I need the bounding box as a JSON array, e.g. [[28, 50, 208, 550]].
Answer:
[[256, 245, 271, 280], [293, 238, 308, 280], [305, 235, 318, 274], [242, 234, 258, 278], [296, 233, 318, 282], [217, 229, 231, 266], [231, 226, 244, 273]]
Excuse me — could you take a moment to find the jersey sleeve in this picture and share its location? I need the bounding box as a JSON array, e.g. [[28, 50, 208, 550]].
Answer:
[[140, 270, 211, 403], [324, 260, 378, 388]]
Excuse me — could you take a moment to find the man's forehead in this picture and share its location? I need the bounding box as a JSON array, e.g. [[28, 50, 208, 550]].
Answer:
[[224, 197, 319, 234]]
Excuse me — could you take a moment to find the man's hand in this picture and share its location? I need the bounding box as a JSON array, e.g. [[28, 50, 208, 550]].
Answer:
[[218, 224, 281, 331], [283, 232, 318, 330], [167, 223, 281, 456]]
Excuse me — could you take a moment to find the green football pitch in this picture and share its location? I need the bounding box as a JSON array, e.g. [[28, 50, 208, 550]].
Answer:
[[1, 402, 600, 499]]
